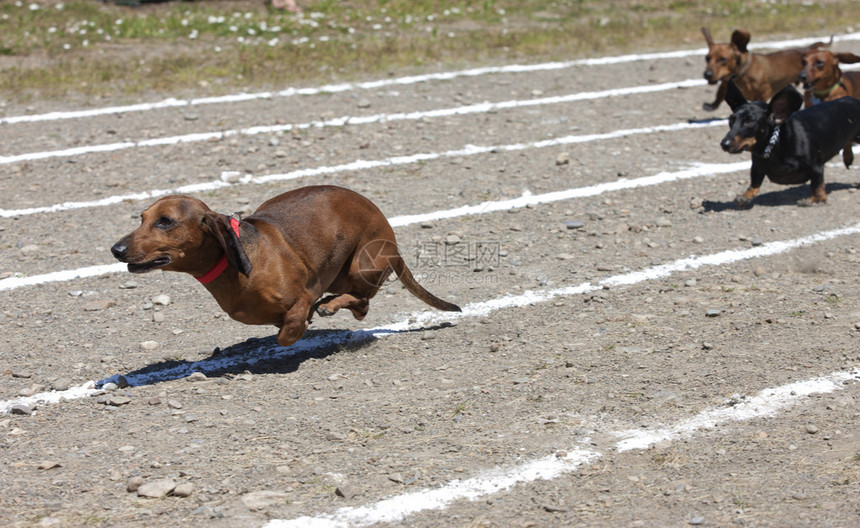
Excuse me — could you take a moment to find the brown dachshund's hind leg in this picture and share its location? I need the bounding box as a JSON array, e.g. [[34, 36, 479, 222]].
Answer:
[[315, 238, 398, 319], [797, 185, 828, 207], [317, 294, 370, 320], [843, 145, 854, 169]]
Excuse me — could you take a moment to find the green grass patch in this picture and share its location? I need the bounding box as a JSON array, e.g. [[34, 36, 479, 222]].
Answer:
[[2, 0, 860, 101]]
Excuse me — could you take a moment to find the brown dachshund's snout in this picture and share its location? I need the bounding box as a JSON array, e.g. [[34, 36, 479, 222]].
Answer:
[[111, 238, 130, 261], [110, 232, 173, 273], [704, 69, 715, 83], [799, 69, 815, 90]]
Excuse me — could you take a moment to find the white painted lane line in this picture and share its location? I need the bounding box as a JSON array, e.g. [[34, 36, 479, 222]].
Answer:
[[389, 161, 747, 227], [0, 118, 726, 218], [0, 382, 101, 416], [614, 370, 859, 452], [3, 32, 857, 126], [266, 369, 857, 528], [4, 220, 859, 408], [0, 263, 126, 292], [0, 158, 743, 292], [0, 79, 707, 166], [269, 449, 604, 528]]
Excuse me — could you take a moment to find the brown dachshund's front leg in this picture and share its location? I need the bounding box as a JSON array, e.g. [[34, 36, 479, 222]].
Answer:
[[277, 297, 314, 347], [704, 81, 728, 111]]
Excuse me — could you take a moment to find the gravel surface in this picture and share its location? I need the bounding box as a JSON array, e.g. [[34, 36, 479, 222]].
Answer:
[[1, 32, 859, 528]]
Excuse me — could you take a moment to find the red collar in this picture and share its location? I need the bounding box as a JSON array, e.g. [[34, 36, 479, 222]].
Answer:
[[195, 216, 240, 284]]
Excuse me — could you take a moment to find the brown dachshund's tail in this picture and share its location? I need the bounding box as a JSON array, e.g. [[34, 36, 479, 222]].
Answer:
[[393, 258, 462, 312]]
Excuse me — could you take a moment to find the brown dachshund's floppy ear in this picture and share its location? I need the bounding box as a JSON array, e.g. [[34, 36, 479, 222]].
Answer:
[[768, 85, 803, 123], [730, 30, 751, 53], [725, 81, 748, 112], [834, 52, 860, 65], [201, 212, 253, 277]]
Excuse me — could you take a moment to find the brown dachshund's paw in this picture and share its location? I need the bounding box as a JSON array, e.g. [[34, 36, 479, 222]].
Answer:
[[734, 194, 754, 209], [796, 197, 826, 207], [703, 102, 716, 112], [316, 304, 336, 317]]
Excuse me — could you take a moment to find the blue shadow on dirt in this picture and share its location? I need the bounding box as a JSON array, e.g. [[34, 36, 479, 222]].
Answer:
[[686, 117, 727, 125], [702, 182, 858, 212], [96, 323, 454, 388]]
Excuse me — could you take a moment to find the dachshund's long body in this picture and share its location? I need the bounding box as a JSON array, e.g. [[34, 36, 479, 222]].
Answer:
[[111, 185, 460, 346]]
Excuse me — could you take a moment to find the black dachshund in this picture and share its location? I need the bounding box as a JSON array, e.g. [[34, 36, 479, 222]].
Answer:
[[721, 81, 860, 207]]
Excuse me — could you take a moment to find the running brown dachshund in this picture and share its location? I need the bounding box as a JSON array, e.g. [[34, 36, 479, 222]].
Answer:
[[701, 27, 824, 111], [111, 185, 461, 347], [799, 47, 860, 167]]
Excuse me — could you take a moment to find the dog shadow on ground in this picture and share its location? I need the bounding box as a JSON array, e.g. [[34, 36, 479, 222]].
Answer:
[[702, 182, 858, 212], [96, 323, 455, 388], [686, 116, 727, 125]]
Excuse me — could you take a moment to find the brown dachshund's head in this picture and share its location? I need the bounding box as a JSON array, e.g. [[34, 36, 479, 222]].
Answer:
[[701, 27, 750, 85], [111, 195, 251, 278], [799, 49, 860, 91]]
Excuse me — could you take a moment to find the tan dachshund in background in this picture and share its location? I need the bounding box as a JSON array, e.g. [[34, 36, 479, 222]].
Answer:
[[701, 27, 823, 111], [799, 47, 860, 167], [111, 185, 461, 347]]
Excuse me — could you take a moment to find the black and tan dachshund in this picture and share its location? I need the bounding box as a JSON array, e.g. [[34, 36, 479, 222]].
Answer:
[[720, 81, 860, 207]]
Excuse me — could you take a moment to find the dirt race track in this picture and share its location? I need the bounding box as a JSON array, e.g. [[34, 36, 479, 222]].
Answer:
[[1, 31, 860, 528]]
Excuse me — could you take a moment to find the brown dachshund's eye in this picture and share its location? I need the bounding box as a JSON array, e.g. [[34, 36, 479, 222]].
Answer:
[[705, 55, 711, 62], [816, 60, 824, 68], [156, 216, 175, 229], [719, 58, 727, 64]]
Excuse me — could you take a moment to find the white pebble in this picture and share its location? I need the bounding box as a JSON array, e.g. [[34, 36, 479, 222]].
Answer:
[[151, 294, 171, 306]]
